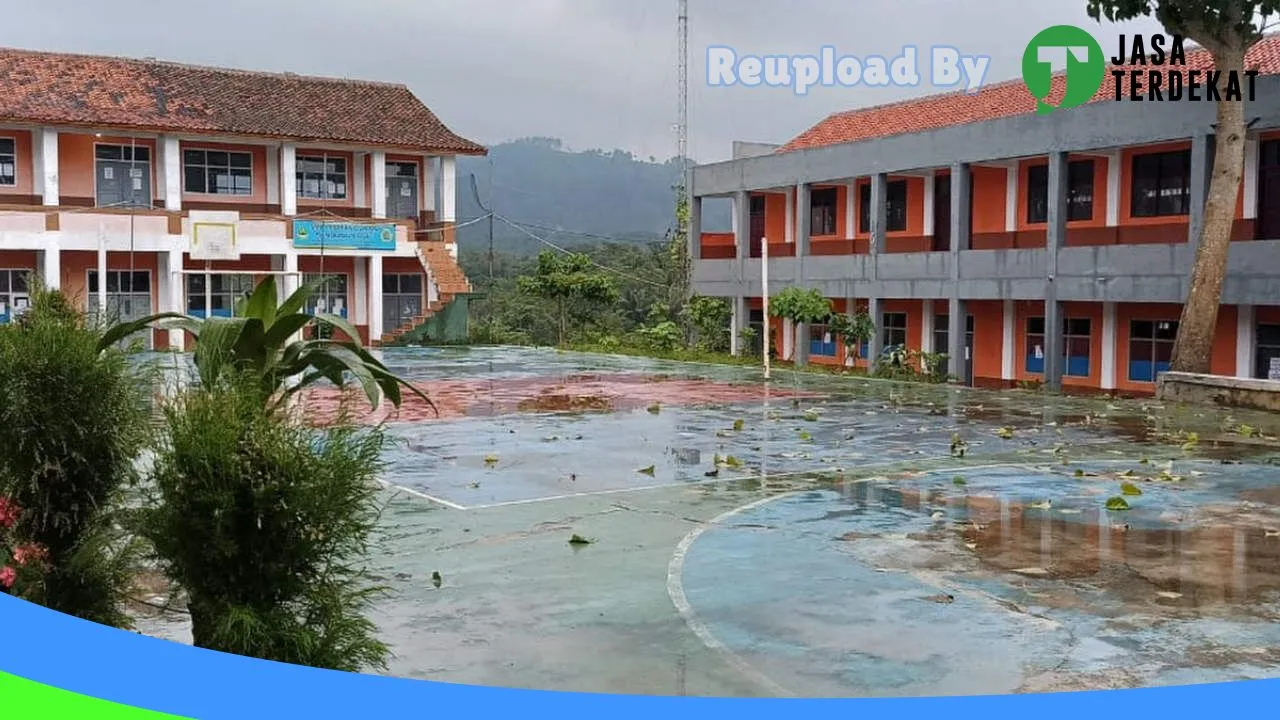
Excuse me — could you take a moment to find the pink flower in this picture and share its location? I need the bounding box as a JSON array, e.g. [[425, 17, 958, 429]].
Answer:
[[11, 544, 46, 567], [0, 566, 15, 590], [0, 497, 18, 529]]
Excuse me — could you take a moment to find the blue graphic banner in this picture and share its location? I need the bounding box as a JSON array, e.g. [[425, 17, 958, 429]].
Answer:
[[292, 220, 397, 251], [0, 591, 1275, 718]]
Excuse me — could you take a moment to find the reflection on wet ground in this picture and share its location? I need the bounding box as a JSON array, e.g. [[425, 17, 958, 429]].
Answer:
[[135, 346, 1280, 697]]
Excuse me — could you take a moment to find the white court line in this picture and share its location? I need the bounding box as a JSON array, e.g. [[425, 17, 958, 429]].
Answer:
[[666, 492, 800, 698], [466, 469, 823, 511], [377, 479, 470, 511]]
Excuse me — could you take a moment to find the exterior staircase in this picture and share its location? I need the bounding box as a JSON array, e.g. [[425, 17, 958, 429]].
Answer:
[[375, 241, 472, 346]]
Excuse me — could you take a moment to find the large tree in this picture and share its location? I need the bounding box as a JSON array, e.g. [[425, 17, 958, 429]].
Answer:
[[1088, 0, 1278, 373], [517, 251, 619, 346]]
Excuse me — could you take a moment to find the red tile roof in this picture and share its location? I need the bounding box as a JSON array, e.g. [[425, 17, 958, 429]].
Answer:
[[0, 46, 485, 155], [779, 34, 1280, 153]]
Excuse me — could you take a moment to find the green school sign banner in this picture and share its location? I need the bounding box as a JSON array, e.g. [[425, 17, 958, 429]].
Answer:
[[292, 219, 397, 251]]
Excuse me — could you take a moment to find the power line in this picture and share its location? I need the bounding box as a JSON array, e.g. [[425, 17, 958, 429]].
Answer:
[[493, 214, 671, 289]]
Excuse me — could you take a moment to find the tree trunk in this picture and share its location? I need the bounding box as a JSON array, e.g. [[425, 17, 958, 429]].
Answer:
[[1171, 46, 1247, 374]]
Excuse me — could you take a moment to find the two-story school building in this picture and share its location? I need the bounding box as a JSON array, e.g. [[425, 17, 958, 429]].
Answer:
[[689, 37, 1280, 395], [0, 47, 483, 348]]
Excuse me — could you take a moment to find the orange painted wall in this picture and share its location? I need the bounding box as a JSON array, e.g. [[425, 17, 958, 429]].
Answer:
[[180, 142, 269, 206], [765, 192, 787, 244], [0, 130, 35, 199], [970, 167, 1007, 234], [0, 250, 38, 270], [967, 300, 1005, 382]]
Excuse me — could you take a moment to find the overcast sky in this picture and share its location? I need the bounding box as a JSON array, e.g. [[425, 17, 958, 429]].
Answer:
[[4, 0, 1160, 163]]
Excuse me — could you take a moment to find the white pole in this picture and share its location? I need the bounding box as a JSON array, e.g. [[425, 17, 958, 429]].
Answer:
[[761, 236, 771, 380], [204, 261, 212, 319], [96, 225, 108, 325]]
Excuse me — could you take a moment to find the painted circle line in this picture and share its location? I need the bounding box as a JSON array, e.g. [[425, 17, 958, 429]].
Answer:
[[666, 491, 800, 698]]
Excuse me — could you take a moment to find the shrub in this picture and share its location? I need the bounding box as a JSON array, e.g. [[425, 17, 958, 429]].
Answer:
[[634, 321, 684, 353], [0, 285, 149, 627], [143, 376, 390, 671]]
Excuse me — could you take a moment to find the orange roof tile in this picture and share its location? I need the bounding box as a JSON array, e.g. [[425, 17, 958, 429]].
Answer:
[[0, 46, 485, 155], [778, 35, 1280, 153]]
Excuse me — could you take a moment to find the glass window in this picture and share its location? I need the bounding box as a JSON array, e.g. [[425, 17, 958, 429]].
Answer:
[[1025, 317, 1047, 374], [810, 188, 838, 236], [1027, 160, 1095, 224], [304, 273, 349, 318], [185, 274, 256, 317], [882, 312, 908, 349], [1132, 150, 1192, 217], [0, 138, 15, 186], [859, 180, 908, 234], [1064, 318, 1091, 377], [296, 154, 348, 200], [0, 268, 35, 324], [809, 323, 837, 357], [1128, 319, 1178, 382], [184, 149, 253, 196]]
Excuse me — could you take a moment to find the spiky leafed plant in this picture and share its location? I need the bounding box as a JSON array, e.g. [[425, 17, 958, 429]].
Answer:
[[102, 276, 434, 413]]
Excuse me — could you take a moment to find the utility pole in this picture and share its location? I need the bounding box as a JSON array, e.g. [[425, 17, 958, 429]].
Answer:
[[677, 0, 689, 181], [470, 173, 494, 280]]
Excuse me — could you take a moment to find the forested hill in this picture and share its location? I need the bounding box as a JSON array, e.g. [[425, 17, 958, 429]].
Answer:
[[456, 137, 729, 254]]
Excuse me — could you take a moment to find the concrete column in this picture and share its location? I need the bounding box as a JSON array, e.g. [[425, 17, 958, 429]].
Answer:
[[689, 195, 703, 264], [1044, 151, 1068, 391], [1102, 302, 1119, 390], [948, 163, 971, 381], [440, 156, 457, 223], [161, 136, 181, 211], [40, 240, 61, 291], [266, 146, 280, 208], [166, 249, 185, 349], [948, 297, 967, 383], [730, 296, 747, 356], [783, 190, 795, 245], [1004, 165, 1018, 232], [924, 172, 937, 237], [921, 301, 935, 354], [280, 144, 297, 216], [733, 190, 750, 263], [795, 320, 811, 367], [795, 183, 811, 258], [282, 253, 300, 298], [1237, 305, 1256, 379], [1001, 299, 1016, 382], [1244, 136, 1260, 221], [353, 257, 369, 327], [868, 297, 883, 365], [845, 180, 857, 239], [870, 173, 888, 254], [950, 163, 972, 251], [371, 151, 388, 220], [1106, 151, 1122, 227], [96, 236, 108, 322], [368, 254, 384, 342], [1188, 132, 1215, 247], [782, 318, 795, 361], [353, 152, 367, 209], [422, 156, 438, 213], [33, 129, 60, 206]]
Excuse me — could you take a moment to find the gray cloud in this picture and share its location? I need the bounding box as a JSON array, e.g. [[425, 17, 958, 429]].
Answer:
[[5, 0, 1160, 162]]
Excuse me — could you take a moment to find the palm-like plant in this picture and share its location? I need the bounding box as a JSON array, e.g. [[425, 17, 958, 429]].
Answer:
[[100, 276, 433, 412]]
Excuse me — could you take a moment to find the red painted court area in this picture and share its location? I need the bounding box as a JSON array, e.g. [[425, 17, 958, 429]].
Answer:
[[303, 373, 821, 425]]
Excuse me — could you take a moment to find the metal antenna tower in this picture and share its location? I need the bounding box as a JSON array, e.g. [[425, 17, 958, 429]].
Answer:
[[676, 0, 689, 180]]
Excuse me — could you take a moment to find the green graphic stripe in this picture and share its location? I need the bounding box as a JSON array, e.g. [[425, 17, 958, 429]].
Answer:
[[0, 671, 193, 719]]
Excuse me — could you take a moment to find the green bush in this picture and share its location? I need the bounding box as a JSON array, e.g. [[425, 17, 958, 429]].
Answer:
[[0, 286, 149, 627], [634, 321, 683, 352], [144, 376, 390, 671]]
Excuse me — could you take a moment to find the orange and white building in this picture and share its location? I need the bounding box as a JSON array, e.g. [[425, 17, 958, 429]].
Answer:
[[0, 47, 482, 347], [690, 37, 1280, 394]]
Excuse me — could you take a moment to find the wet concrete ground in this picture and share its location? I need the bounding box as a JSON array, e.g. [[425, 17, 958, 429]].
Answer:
[[135, 347, 1280, 697]]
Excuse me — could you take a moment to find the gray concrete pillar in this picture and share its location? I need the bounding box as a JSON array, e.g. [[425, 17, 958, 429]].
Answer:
[[868, 297, 884, 367], [870, 174, 888, 255], [731, 295, 747, 357], [1045, 151, 1068, 391], [948, 297, 968, 382], [733, 190, 750, 263], [949, 163, 972, 252], [688, 194, 703, 264], [1188, 131, 1216, 248], [796, 183, 812, 258]]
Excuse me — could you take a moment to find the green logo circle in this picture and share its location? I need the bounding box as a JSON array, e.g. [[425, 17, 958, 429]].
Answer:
[[1022, 25, 1106, 115], [298, 227, 311, 241]]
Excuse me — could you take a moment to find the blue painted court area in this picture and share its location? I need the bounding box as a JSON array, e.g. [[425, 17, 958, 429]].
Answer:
[[679, 462, 1280, 697]]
